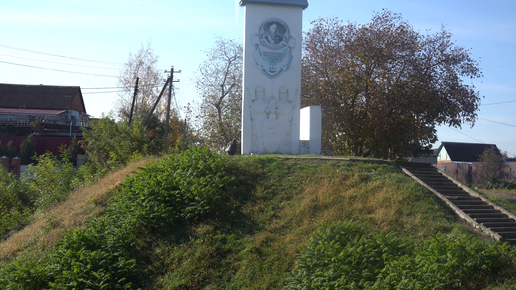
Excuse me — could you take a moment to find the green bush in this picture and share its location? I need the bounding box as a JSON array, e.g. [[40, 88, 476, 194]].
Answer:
[[0, 258, 51, 290], [23, 153, 79, 210], [80, 117, 162, 175], [109, 146, 237, 231], [48, 218, 137, 290], [290, 221, 516, 290], [375, 233, 516, 289], [290, 220, 410, 289], [19, 134, 36, 165], [0, 167, 32, 238]]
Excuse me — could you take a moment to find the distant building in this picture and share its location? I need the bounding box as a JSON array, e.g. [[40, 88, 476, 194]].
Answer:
[[436, 141, 501, 165], [0, 83, 89, 158], [0, 83, 89, 136]]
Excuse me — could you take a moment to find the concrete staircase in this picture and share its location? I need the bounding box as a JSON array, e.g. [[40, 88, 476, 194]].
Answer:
[[398, 161, 516, 245]]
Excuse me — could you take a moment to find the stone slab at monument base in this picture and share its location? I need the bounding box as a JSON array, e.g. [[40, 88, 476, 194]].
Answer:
[[299, 106, 321, 155]]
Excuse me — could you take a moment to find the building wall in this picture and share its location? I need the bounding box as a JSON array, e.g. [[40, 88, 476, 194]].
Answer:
[[70, 92, 86, 113], [437, 147, 451, 164], [0, 135, 84, 160], [443, 162, 516, 185]]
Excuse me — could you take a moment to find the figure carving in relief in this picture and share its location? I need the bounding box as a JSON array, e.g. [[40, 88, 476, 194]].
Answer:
[[266, 96, 279, 119], [249, 86, 268, 153], [276, 87, 297, 154]]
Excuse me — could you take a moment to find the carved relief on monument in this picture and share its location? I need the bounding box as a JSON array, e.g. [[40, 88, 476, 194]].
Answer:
[[251, 18, 296, 79], [248, 86, 268, 153], [248, 85, 297, 154], [276, 87, 297, 154]]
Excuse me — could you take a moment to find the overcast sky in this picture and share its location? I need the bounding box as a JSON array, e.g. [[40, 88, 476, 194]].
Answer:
[[1, 0, 515, 156]]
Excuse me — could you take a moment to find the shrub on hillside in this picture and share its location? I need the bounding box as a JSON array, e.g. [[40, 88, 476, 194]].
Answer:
[[290, 221, 516, 290], [80, 117, 162, 176], [23, 152, 79, 210], [110, 146, 238, 231]]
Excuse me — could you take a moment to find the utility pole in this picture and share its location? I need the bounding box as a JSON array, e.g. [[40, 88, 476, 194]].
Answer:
[[163, 67, 181, 153], [128, 77, 139, 125], [143, 76, 170, 128]]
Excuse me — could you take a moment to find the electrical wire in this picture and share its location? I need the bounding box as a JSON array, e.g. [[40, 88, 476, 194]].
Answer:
[[448, 127, 485, 143], [481, 100, 516, 106], [478, 117, 516, 128], [0, 60, 118, 78], [447, 124, 515, 156], [0, 43, 122, 65], [82, 90, 125, 94], [82, 86, 125, 90], [0, 53, 119, 69]]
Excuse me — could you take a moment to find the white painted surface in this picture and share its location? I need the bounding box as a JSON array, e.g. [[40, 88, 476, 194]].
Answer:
[[241, 2, 303, 155], [299, 106, 321, 154]]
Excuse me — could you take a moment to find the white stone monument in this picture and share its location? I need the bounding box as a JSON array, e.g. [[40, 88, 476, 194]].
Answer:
[[300, 105, 322, 155], [240, 0, 308, 155]]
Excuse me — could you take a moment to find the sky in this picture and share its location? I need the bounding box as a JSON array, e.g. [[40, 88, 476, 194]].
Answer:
[[1, 0, 515, 156]]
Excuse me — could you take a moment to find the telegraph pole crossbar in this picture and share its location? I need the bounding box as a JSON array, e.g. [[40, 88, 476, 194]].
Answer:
[[163, 66, 181, 153]]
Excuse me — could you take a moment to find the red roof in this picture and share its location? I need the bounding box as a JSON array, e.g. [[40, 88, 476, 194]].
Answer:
[[0, 83, 86, 113]]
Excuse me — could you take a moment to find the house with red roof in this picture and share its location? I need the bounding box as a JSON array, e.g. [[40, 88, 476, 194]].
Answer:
[[0, 83, 89, 159]]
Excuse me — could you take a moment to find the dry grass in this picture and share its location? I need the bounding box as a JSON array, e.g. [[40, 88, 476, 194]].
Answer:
[[258, 165, 451, 265], [0, 157, 158, 264]]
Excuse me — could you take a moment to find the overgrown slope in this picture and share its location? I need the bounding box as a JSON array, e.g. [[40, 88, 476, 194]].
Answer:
[[1, 148, 515, 289]]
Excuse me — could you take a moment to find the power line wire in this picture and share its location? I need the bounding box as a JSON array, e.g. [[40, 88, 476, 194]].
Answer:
[[481, 100, 516, 106], [448, 127, 485, 143], [83, 90, 125, 94], [447, 124, 516, 157], [0, 43, 122, 65], [0, 60, 118, 78], [0, 53, 119, 69], [478, 117, 516, 128], [82, 86, 125, 90]]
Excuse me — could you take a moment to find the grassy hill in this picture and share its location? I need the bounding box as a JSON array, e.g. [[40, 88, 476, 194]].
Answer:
[[1, 148, 516, 289]]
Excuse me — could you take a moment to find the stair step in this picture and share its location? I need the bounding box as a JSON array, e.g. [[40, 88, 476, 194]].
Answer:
[[452, 200, 486, 206], [498, 232, 516, 238], [482, 222, 516, 228], [447, 196, 479, 200], [476, 218, 516, 223], [424, 182, 457, 187], [439, 189, 468, 193], [414, 173, 444, 178], [501, 238, 516, 245], [489, 227, 516, 232], [470, 213, 509, 219], [444, 194, 471, 198], [458, 205, 496, 210], [462, 209, 501, 214]]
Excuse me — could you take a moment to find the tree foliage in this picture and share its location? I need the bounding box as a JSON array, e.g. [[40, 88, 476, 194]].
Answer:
[[19, 134, 35, 165], [0, 140, 17, 159], [194, 37, 242, 152], [479, 148, 513, 188], [80, 117, 161, 175], [302, 11, 483, 159], [117, 42, 167, 122]]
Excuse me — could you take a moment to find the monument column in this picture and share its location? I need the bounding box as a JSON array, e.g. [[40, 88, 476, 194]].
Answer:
[[240, 0, 308, 155]]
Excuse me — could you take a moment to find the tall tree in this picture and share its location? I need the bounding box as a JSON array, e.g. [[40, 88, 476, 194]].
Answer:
[[302, 11, 483, 159], [194, 37, 242, 152], [116, 42, 184, 152], [117, 42, 167, 122]]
